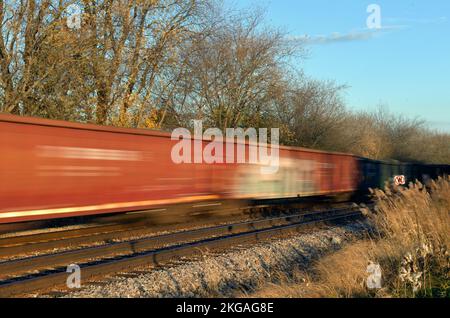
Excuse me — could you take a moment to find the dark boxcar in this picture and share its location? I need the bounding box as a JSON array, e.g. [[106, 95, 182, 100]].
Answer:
[[358, 158, 450, 194]]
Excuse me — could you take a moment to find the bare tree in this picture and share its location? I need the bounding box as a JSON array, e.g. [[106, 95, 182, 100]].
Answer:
[[0, 0, 208, 126], [170, 8, 297, 131], [276, 78, 348, 149]]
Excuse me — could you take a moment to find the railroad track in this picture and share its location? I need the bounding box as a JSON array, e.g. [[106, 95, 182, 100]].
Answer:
[[0, 201, 354, 259], [0, 205, 366, 297]]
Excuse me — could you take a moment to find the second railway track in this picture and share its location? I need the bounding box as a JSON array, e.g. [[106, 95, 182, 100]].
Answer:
[[0, 204, 367, 297]]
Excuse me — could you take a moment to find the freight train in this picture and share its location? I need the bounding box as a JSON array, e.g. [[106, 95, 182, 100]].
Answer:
[[1, 113, 449, 224]]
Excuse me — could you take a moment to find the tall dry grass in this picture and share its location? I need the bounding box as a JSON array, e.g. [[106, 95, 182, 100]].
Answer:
[[252, 177, 450, 298], [365, 177, 450, 297]]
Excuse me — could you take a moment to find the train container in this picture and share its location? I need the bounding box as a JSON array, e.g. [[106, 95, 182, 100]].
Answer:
[[0, 114, 225, 223], [0, 114, 361, 223]]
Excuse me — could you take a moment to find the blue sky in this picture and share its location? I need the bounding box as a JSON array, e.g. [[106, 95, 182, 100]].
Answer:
[[225, 0, 450, 132]]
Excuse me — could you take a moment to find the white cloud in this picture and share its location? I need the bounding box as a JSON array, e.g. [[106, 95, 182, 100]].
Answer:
[[288, 25, 406, 45], [385, 16, 447, 25], [287, 15, 446, 46]]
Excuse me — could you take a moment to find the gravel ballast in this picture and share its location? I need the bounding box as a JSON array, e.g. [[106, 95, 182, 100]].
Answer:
[[54, 221, 370, 298]]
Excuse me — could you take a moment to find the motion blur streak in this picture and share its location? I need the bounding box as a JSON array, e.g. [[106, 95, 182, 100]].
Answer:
[[0, 195, 220, 219], [37, 145, 143, 161], [37, 166, 121, 177]]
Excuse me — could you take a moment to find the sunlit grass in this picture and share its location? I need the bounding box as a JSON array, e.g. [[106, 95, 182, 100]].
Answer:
[[251, 177, 450, 298]]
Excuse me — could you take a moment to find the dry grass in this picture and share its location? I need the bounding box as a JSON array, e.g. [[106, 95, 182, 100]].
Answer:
[[251, 176, 450, 298]]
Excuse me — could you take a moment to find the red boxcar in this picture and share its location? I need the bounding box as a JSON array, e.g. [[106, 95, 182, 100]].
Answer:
[[0, 114, 225, 223], [0, 114, 360, 223]]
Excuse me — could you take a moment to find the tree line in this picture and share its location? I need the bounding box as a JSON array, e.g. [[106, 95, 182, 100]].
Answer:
[[0, 0, 448, 164]]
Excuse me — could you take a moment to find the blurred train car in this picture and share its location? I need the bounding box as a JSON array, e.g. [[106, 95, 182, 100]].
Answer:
[[358, 158, 450, 191], [0, 114, 227, 223], [358, 158, 409, 190], [0, 114, 361, 224]]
